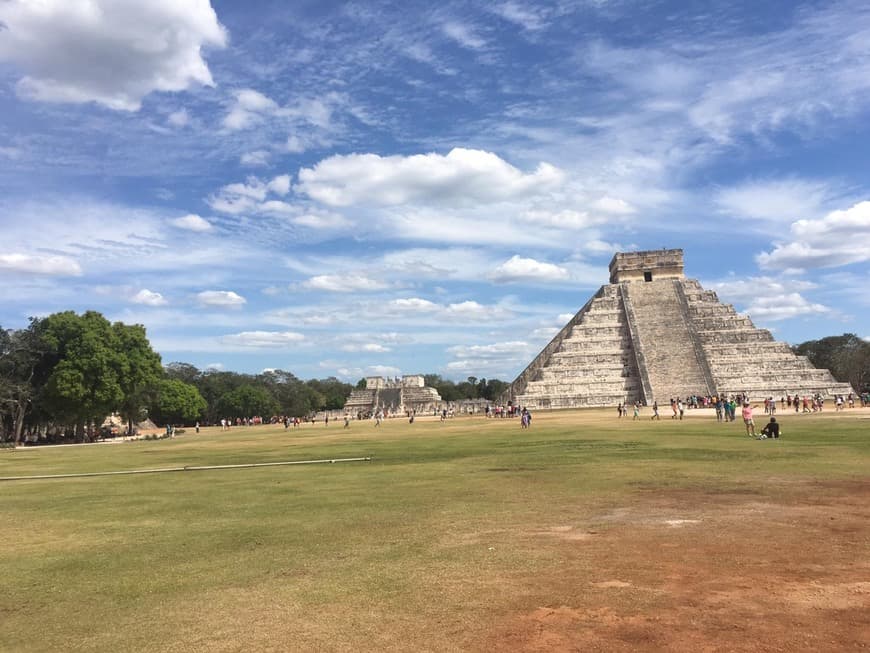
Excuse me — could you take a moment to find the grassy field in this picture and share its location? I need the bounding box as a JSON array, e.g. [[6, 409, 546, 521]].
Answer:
[[1, 408, 869, 652]]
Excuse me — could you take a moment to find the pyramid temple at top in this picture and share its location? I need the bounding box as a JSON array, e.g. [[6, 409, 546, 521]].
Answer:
[[506, 249, 854, 409]]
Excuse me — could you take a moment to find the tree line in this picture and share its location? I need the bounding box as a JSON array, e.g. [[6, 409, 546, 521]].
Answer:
[[0, 311, 510, 446], [0, 311, 357, 445], [792, 333, 870, 395]]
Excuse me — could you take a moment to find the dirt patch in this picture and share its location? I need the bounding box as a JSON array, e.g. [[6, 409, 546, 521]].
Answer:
[[480, 479, 870, 652]]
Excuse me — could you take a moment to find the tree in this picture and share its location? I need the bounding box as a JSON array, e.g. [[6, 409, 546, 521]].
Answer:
[[39, 311, 125, 441], [794, 333, 870, 391], [164, 362, 201, 385], [217, 384, 278, 419], [152, 379, 207, 425], [114, 322, 163, 435], [0, 322, 48, 444]]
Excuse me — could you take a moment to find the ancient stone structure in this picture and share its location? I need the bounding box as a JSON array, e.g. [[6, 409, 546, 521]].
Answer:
[[506, 249, 854, 409], [344, 375, 442, 416]]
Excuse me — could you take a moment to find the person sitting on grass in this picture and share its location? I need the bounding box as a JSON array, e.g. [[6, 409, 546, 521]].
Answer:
[[759, 416, 780, 439]]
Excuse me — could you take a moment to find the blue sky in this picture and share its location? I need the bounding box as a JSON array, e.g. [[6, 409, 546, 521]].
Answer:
[[1, 0, 868, 382]]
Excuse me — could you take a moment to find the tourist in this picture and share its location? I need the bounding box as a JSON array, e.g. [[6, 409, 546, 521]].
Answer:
[[632, 402, 640, 420], [760, 417, 780, 439], [742, 403, 757, 437], [195, 421, 200, 434], [617, 403, 623, 418], [344, 416, 349, 428], [651, 401, 660, 420], [678, 399, 685, 420]]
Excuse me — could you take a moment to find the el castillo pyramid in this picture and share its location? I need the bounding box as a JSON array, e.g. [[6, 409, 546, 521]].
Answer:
[[506, 249, 854, 409]]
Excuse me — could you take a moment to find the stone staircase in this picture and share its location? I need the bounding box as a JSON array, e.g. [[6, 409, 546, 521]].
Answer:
[[622, 279, 712, 403], [514, 285, 643, 409]]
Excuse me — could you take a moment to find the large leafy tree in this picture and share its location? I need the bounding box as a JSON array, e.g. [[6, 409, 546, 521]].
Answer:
[[114, 322, 163, 435], [217, 384, 278, 419], [152, 379, 207, 425], [39, 311, 125, 441]]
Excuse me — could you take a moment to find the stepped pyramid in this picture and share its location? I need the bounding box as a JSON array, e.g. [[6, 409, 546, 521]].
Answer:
[[507, 249, 854, 409]]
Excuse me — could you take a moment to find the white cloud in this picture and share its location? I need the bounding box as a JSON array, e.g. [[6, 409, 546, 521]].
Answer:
[[742, 293, 831, 321], [223, 89, 278, 130], [519, 209, 601, 229], [241, 150, 270, 167], [444, 300, 510, 321], [293, 211, 351, 230], [171, 214, 212, 232], [167, 109, 190, 127], [757, 200, 870, 270], [493, 2, 548, 31], [131, 289, 168, 306], [389, 297, 439, 312], [715, 178, 832, 223], [302, 274, 388, 293], [297, 148, 564, 207], [491, 255, 569, 283], [0, 0, 227, 111], [221, 330, 305, 347], [208, 175, 293, 215], [267, 175, 292, 196], [0, 253, 82, 276], [197, 290, 246, 307], [448, 341, 528, 358], [442, 21, 486, 50], [592, 196, 636, 215], [340, 343, 391, 353]]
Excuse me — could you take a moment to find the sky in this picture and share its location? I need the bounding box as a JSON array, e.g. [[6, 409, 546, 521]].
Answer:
[[1, 0, 869, 383]]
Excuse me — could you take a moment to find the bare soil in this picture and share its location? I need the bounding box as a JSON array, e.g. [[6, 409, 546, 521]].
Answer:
[[480, 479, 870, 652]]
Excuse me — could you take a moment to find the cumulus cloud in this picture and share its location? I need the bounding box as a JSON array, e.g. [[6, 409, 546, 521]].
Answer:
[[0, 0, 227, 111], [444, 300, 511, 321], [742, 293, 831, 321], [171, 214, 212, 232], [208, 175, 293, 215], [302, 274, 388, 292], [221, 330, 305, 347], [223, 89, 278, 130], [197, 290, 246, 307], [297, 148, 563, 207], [757, 201, 870, 270], [0, 253, 82, 276], [491, 255, 569, 283], [131, 289, 168, 306]]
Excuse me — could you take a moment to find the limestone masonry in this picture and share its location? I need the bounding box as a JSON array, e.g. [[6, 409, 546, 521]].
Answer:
[[344, 375, 442, 416], [506, 249, 854, 409]]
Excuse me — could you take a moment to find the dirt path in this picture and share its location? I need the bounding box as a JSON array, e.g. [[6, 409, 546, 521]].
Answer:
[[481, 479, 870, 652]]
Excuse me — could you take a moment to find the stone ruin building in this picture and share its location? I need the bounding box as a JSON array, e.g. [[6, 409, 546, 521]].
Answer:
[[344, 375, 442, 416], [506, 249, 855, 409]]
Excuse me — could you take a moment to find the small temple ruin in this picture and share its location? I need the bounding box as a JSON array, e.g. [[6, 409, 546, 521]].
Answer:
[[506, 249, 854, 409], [344, 375, 442, 416]]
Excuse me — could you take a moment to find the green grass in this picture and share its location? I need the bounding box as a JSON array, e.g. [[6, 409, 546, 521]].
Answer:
[[1, 409, 868, 651]]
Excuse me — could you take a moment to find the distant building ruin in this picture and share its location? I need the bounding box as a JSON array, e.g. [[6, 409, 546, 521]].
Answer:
[[344, 375, 442, 416], [506, 249, 854, 409]]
